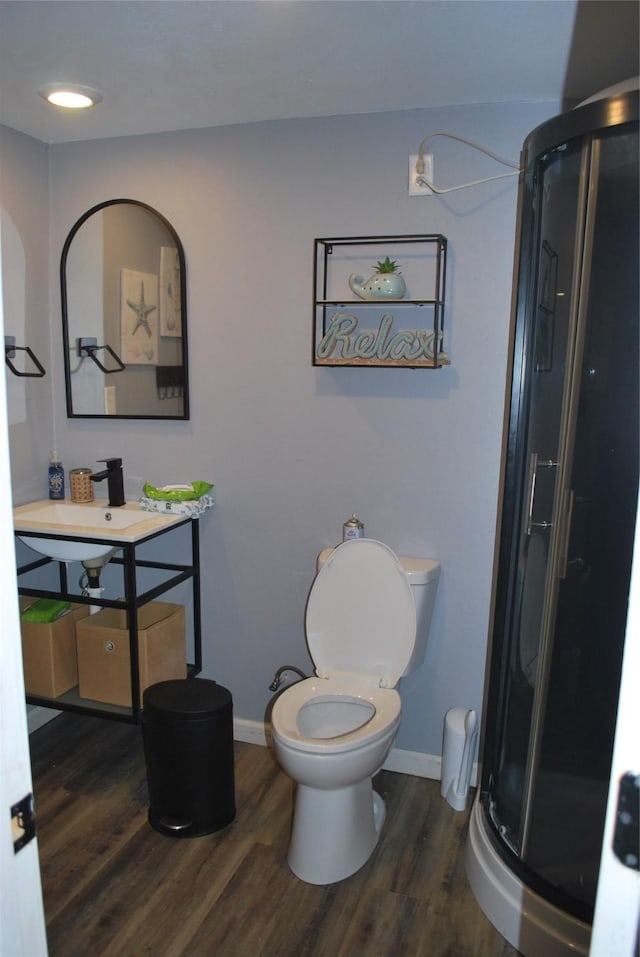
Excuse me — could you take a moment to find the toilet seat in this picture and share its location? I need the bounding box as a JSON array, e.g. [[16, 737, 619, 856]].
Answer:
[[306, 538, 416, 688], [271, 674, 401, 755]]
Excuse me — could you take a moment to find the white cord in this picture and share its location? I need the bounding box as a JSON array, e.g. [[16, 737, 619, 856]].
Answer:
[[68, 352, 85, 374], [416, 131, 522, 194]]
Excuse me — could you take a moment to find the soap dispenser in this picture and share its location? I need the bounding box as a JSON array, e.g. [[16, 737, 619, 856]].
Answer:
[[48, 450, 65, 500]]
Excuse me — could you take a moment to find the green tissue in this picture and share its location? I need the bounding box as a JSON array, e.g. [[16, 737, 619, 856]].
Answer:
[[21, 599, 71, 623], [143, 481, 213, 502]]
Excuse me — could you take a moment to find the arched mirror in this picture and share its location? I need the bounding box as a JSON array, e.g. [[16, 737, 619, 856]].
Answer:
[[61, 199, 189, 419]]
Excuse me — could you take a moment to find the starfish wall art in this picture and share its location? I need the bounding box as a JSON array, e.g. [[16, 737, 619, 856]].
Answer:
[[120, 268, 159, 365]]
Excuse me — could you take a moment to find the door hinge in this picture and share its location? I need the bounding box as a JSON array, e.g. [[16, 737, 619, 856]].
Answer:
[[11, 793, 37, 853], [613, 772, 639, 870]]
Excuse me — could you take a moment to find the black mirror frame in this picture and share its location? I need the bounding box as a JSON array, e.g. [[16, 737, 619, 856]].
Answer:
[[61, 198, 190, 420]]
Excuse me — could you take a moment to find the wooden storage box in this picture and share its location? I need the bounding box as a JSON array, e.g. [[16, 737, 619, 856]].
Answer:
[[76, 602, 186, 707], [20, 598, 89, 698]]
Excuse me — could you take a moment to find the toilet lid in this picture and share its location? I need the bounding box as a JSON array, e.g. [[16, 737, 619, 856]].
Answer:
[[306, 539, 416, 687]]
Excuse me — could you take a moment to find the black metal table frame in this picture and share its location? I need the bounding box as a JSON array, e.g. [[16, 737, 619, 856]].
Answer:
[[16, 516, 202, 723]]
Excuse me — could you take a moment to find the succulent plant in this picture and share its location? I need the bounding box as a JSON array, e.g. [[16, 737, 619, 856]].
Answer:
[[374, 256, 401, 273]]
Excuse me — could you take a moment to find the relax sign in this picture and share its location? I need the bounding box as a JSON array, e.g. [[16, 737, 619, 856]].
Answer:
[[315, 312, 447, 367]]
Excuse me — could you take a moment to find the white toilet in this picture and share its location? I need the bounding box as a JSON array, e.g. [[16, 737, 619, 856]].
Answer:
[[271, 538, 440, 885]]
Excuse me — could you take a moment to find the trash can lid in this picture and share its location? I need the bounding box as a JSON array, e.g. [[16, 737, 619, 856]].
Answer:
[[143, 678, 232, 718]]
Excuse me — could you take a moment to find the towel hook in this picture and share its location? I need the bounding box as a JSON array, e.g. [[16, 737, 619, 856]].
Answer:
[[4, 336, 46, 377], [77, 337, 125, 374]]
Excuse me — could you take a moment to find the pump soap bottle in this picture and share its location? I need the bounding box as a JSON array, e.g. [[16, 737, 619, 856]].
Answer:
[[48, 450, 65, 500]]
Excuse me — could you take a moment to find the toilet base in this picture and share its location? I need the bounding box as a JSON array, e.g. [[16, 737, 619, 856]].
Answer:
[[287, 779, 385, 884]]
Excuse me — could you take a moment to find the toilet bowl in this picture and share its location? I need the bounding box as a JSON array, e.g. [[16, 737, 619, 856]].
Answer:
[[271, 538, 440, 885]]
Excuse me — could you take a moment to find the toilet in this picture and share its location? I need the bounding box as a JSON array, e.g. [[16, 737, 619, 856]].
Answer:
[[270, 538, 440, 885]]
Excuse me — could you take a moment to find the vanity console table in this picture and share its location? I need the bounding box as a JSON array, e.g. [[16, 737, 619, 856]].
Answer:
[[15, 516, 202, 723]]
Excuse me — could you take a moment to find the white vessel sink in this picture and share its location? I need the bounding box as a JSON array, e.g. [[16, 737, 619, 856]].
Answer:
[[14, 499, 184, 562]]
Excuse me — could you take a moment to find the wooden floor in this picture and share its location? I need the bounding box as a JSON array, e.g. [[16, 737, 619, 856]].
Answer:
[[29, 713, 520, 957]]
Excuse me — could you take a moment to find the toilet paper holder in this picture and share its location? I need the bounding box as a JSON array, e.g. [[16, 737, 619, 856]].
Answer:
[[441, 707, 478, 811]]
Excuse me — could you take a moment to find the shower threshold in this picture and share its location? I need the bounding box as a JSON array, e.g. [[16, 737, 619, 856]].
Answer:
[[464, 795, 591, 957]]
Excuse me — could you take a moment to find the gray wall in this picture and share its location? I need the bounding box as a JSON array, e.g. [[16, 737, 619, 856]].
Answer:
[[4, 99, 557, 757], [1, 125, 51, 503]]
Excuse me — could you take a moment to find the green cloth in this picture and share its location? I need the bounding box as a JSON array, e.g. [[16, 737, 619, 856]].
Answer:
[[142, 481, 213, 501], [21, 599, 71, 623]]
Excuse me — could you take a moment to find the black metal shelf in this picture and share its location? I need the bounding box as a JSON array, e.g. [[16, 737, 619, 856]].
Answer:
[[17, 517, 202, 724], [317, 299, 439, 306], [313, 234, 449, 369]]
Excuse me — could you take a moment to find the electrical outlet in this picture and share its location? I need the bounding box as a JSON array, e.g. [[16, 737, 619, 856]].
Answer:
[[408, 154, 434, 195]]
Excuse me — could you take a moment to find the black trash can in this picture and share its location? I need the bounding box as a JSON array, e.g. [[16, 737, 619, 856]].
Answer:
[[142, 678, 235, 837]]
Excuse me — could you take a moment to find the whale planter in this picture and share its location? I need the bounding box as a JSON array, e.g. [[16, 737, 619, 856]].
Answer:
[[348, 256, 406, 300]]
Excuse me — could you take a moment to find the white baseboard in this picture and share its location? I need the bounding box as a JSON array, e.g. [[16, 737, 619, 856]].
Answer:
[[234, 717, 269, 747], [382, 746, 442, 780], [234, 717, 478, 785], [27, 711, 476, 787]]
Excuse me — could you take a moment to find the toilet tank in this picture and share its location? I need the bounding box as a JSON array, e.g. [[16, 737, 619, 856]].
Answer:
[[317, 547, 440, 677], [399, 556, 440, 676]]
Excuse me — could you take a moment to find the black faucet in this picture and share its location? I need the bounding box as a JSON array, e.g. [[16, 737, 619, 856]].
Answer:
[[90, 457, 126, 507]]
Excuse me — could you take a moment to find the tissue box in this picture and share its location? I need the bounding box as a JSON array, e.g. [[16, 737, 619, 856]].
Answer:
[[20, 598, 89, 698], [76, 602, 186, 707]]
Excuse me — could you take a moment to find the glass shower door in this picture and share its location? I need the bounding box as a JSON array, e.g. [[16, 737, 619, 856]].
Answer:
[[487, 140, 587, 859], [485, 121, 639, 921], [523, 126, 639, 912]]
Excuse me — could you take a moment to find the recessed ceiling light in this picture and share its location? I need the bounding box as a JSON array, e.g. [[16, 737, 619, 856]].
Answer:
[[38, 83, 102, 110]]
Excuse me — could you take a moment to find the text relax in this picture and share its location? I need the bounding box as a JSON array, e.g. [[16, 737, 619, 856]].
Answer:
[[316, 312, 445, 364]]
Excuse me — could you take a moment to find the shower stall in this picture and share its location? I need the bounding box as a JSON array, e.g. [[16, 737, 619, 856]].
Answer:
[[465, 87, 639, 956]]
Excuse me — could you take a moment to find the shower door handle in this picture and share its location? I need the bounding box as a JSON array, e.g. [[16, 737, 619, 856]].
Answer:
[[524, 453, 558, 536], [524, 452, 538, 537]]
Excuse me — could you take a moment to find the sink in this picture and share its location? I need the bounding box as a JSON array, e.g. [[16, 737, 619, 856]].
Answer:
[[17, 502, 149, 531], [13, 499, 185, 562], [18, 537, 117, 563]]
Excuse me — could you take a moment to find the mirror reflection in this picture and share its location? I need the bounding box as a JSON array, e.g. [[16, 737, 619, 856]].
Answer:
[[61, 199, 189, 419]]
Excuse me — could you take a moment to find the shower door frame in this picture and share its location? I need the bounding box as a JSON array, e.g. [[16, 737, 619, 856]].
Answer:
[[479, 89, 639, 920], [518, 136, 601, 859]]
